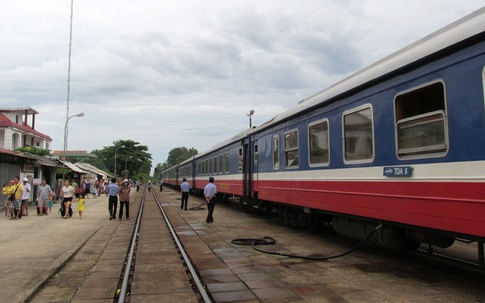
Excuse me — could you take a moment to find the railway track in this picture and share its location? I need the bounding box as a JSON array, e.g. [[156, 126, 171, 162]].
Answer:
[[26, 188, 212, 303], [117, 188, 211, 302]]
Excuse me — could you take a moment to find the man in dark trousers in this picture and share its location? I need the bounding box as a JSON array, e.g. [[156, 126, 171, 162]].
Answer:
[[204, 177, 217, 223], [180, 178, 190, 210], [107, 178, 119, 220]]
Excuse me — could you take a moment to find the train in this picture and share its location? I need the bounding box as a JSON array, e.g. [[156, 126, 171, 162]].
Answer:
[[162, 8, 485, 259]]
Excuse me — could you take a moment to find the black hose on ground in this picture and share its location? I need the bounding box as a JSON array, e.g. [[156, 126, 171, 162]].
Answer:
[[188, 201, 206, 210], [231, 223, 383, 260]]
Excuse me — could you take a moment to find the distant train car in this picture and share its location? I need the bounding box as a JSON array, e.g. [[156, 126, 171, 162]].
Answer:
[[193, 129, 255, 198], [178, 157, 195, 191], [165, 9, 485, 255], [161, 165, 178, 187]]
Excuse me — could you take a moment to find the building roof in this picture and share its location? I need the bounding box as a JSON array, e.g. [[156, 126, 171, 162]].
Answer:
[[0, 107, 39, 115], [52, 150, 97, 158], [0, 112, 52, 141], [75, 162, 111, 178], [0, 148, 58, 167], [59, 160, 87, 174]]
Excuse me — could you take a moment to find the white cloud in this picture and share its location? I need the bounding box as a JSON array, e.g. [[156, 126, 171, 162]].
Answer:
[[0, 0, 483, 168]]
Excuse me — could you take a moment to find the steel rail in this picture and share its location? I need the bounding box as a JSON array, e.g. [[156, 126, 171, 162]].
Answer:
[[118, 187, 146, 302], [152, 192, 212, 303]]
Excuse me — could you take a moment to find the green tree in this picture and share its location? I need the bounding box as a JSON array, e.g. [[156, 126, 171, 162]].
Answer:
[[154, 147, 198, 180], [16, 146, 51, 156], [92, 140, 152, 180], [166, 147, 198, 167]]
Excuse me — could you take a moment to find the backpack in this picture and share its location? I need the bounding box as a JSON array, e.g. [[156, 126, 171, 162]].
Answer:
[[59, 203, 73, 217]]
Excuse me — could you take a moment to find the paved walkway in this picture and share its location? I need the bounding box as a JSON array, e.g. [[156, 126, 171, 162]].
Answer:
[[0, 195, 112, 302]]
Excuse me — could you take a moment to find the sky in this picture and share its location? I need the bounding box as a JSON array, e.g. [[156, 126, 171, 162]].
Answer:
[[0, 1, 483, 170]]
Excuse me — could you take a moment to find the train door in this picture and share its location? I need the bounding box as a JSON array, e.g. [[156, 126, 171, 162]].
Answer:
[[252, 140, 258, 185], [241, 144, 249, 197]]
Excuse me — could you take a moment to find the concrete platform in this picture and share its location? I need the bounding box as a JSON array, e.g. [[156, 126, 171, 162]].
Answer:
[[158, 189, 485, 303], [0, 195, 116, 302]]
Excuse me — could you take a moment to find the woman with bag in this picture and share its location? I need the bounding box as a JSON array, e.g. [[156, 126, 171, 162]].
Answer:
[[9, 177, 23, 220], [60, 180, 75, 219]]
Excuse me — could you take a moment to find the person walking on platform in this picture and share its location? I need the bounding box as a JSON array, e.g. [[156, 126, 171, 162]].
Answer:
[[136, 180, 140, 192], [36, 179, 53, 216], [60, 180, 74, 219], [20, 177, 31, 217], [77, 194, 85, 219], [82, 177, 91, 199], [147, 181, 151, 192], [9, 177, 23, 220], [3, 180, 13, 217], [180, 178, 190, 210], [159, 179, 163, 192], [204, 177, 217, 223], [107, 177, 120, 220], [118, 179, 131, 221]]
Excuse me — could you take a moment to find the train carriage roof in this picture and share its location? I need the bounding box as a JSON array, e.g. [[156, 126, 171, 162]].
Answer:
[[188, 127, 257, 161], [257, 7, 485, 131]]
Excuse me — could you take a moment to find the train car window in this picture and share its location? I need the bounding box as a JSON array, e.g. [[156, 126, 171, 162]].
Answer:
[[205, 159, 208, 175], [343, 106, 374, 163], [273, 136, 280, 170], [213, 157, 217, 174], [219, 155, 223, 174], [209, 158, 213, 174], [284, 130, 299, 168], [238, 148, 243, 172], [395, 82, 447, 158], [308, 119, 329, 166], [225, 153, 230, 173], [253, 142, 258, 172]]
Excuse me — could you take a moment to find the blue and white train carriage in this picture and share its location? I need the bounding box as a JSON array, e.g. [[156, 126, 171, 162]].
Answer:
[[162, 8, 485, 260]]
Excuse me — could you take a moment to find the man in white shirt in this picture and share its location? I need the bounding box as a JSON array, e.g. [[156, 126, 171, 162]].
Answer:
[[180, 178, 190, 210], [21, 177, 31, 217], [204, 177, 217, 223]]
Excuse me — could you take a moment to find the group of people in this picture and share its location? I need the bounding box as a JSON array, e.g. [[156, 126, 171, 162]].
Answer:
[[2, 177, 59, 220], [2, 177, 30, 220], [59, 180, 86, 219], [179, 177, 217, 223], [105, 178, 131, 221], [3, 175, 217, 224]]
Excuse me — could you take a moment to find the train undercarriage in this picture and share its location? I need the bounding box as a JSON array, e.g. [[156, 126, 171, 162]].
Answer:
[[241, 195, 485, 272]]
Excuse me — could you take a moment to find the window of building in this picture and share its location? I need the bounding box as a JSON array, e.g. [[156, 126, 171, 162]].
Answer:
[[395, 82, 447, 158], [308, 119, 329, 166], [284, 130, 299, 168], [343, 106, 374, 163]]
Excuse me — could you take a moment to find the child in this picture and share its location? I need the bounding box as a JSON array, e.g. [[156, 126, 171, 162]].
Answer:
[[92, 187, 97, 199], [78, 194, 85, 219], [48, 198, 53, 214]]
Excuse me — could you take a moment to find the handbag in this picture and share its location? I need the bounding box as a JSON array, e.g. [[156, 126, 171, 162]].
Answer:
[[8, 185, 19, 201]]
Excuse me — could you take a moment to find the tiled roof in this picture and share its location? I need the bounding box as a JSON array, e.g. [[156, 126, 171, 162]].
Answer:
[[0, 113, 52, 141]]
